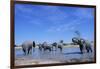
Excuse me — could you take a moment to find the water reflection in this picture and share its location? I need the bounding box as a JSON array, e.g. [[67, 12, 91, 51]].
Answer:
[[15, 47, 94, 62]]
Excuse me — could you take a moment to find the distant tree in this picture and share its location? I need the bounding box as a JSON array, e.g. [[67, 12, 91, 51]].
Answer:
[[70, 43, 75, 45]]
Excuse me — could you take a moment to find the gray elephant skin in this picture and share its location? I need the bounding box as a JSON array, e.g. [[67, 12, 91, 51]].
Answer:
[[22, 41, 35, 55]]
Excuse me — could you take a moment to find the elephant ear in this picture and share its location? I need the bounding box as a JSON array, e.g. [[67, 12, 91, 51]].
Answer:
[[80, 38, 85, 43], [33, 41, 35, 47], [77, 38, 85, 45]]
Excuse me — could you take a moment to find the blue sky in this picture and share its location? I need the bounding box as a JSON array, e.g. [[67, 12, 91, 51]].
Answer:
[[15, 4, 94, 45]]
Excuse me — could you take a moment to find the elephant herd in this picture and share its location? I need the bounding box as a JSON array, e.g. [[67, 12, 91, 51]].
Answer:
[[38, 41, 63, 52], [21, 41, 63, 55], [17, 38, 93, 55]]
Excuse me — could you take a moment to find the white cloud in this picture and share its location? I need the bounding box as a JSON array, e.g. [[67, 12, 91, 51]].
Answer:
[[47, 18, 82, 33], [15, 4, 94, 33]]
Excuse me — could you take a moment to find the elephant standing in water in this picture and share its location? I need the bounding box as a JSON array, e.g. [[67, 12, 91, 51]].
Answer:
[[22, 41, 35, 55], [72, 37, 92, 54], [52, 42, 57, 51], [38, 42, 52, 52], [52, 41, 63, 51], [72, 37, 85, 54]]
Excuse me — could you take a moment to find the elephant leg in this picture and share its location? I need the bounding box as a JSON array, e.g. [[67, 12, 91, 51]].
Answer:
[[89, 46, 92, 52], [30, 48, 32, 54], [39, 47, 42, 51], [86, 47, 89, 53], [49, 47, 51, 52], [60, 47, 62, 52], [90, 48, 92, 52], [80, 45, 83, 54], [58, 46, 62, 52], [27, 48, 30, 54], [44, 48, 46, 51], [87, 49, 89, 53], [22, 48, 26, 55], [28, 46, 32, 54], [86, 46, 92, 53], [55, 46, 57, 51]]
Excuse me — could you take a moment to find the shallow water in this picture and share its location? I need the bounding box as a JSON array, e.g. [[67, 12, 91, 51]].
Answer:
[[15, 46, 94, 62]]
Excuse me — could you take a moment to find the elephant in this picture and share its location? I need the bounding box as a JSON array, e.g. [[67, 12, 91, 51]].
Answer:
[[72, 37, 85, 54], [38, 43, 43, 51], [52, 42, 57, 51], [52, 42, 63, 51], [38, 41, 63, 52], [38, 42, 52, 52], [57, 42, 63, 51], [22, 41, 35, 55], [72, 37, 92, 54]]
